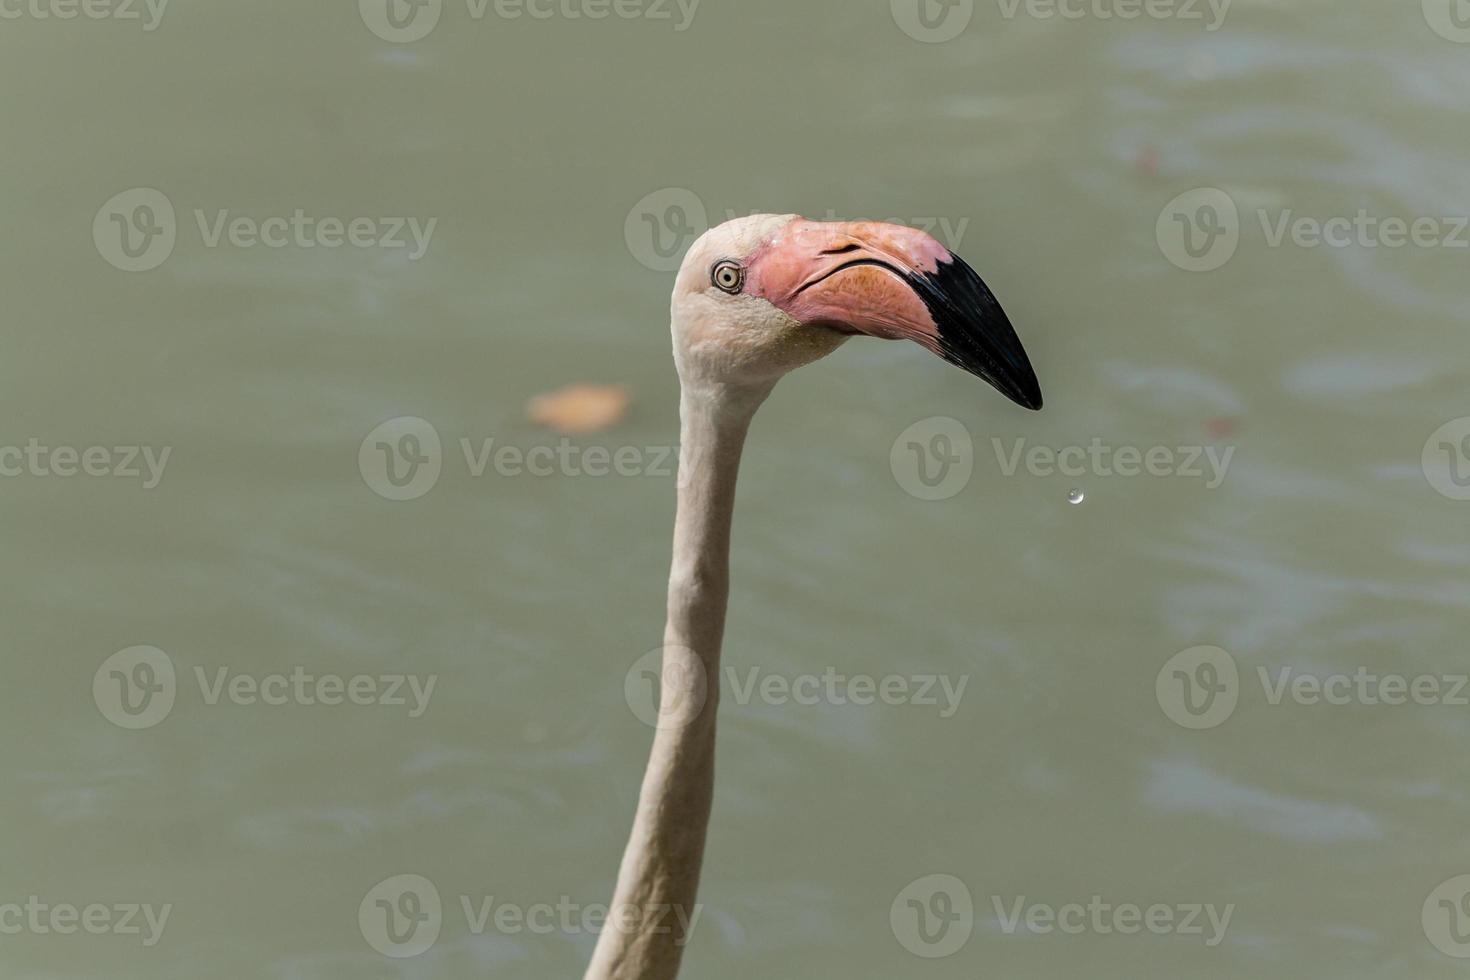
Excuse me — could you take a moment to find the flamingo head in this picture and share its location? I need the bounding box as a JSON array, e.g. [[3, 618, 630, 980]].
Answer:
[[670, 213, 1042, 409]]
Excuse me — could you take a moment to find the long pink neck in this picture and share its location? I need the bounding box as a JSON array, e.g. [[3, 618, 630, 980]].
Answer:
[[585, 381, 768, 980]]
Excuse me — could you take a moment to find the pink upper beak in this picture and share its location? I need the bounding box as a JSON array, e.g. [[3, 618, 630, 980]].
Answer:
[[745, 219, 1042, 410]]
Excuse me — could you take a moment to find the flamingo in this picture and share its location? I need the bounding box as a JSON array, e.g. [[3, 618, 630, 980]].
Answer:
[[585, 214, 1042, 980]]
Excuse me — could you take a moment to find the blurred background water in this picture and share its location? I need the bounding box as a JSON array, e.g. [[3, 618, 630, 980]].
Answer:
[[1, 0, 1468, 977]]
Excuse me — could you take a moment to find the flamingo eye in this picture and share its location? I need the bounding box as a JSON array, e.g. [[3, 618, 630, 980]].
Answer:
[[711, 260, 745, 295]]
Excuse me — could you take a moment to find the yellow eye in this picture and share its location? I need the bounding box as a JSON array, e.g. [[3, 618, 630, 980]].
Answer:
[[711, 260, 745, 294]]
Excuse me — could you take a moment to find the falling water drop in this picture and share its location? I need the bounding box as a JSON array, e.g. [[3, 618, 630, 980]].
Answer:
[[1067, 489, 1085, 505]]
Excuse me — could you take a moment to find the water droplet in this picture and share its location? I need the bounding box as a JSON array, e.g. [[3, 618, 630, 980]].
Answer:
[[1067, 489, 1085, 505]]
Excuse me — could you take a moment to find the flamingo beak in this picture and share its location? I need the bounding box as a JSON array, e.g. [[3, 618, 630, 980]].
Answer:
[[746, 219, 1043, 410]]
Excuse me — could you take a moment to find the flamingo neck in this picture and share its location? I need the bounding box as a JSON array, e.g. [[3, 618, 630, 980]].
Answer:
[[585, 380, 770, 980]]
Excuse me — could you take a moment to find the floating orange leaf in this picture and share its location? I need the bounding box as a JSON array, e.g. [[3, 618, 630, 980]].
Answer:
[[526, 384, 631, 435]]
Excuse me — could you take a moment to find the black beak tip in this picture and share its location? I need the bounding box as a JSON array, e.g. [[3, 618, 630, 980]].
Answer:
[[1014, 384, 1044, 412], [989, 368, 1043, 411], [909, 257, 1044, 413]]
